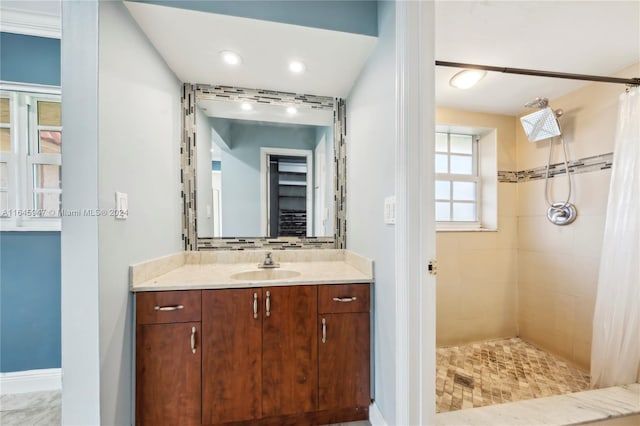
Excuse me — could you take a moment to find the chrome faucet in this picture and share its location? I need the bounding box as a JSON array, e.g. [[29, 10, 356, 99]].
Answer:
[[259, 252, 280, 269]]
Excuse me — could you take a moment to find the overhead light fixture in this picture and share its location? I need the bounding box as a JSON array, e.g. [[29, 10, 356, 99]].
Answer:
[[240, 102, 252, 111], [449, 69, 487, 89], [220, 50, 242, 66], [286, 106, 297, 115], [289, 60, 306, 74]]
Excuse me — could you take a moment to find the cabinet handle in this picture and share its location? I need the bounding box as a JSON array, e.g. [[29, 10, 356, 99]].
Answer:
[[265, 291, 271, 317], [253, 293, 258, 319], [190, 326, 196, 354], [332, 297, 357, 303], [154, 304, 184, 311], [322, 318, 327, 343]]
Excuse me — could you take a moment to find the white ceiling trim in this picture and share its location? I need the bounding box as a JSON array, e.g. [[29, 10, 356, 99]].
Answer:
[[0, 7, 61, 39]]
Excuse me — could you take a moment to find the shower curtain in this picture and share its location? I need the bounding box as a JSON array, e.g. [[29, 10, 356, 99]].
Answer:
[[591, 86, 640, 388]]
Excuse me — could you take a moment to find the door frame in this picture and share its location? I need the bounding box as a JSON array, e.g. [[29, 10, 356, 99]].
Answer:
[[394, 1, 436, 425], [260, 147, 313, 237]]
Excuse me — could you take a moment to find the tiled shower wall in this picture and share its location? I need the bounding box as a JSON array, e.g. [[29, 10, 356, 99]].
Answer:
[[435, 109, 518, 346], [516, 62, 639, 371], [436, 61, 639, 371]]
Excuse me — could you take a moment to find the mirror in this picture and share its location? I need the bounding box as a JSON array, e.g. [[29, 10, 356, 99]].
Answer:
[[189, 85, 343, 243], [195, 99, 334, 238]]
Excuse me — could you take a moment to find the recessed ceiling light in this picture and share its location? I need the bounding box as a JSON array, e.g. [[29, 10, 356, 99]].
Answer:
[[220, 50, 242, 66], [449, 69, 487, 89], [289, 60, 306, 74], [240, 102, 252, 111], [286, 106, 297, 115]]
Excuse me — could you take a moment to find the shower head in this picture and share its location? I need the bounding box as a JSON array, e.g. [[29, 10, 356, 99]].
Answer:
[[524, 97, 549, 109], [520, 107, 562, 142]]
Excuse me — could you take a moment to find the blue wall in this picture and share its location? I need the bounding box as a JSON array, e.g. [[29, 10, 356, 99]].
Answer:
[[0, 32, 61, 373], [0, 232, 61, 372], [0, 32, 61, 86], [130, 0, 378, 36]]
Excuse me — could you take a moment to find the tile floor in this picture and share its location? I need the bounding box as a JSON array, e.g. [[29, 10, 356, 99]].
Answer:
[[0, 390, 61, 425], [436, 337, 591, 413], [0, 390, 367, 426]]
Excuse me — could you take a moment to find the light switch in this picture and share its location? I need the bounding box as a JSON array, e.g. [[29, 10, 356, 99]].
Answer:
[[384, 195, 396, 225], [115, 192, 128, 220]]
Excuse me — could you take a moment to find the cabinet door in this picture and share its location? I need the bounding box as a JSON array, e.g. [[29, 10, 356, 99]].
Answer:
[[202, 289, 262, 424], [136, 322, 201, 426], [262, 285, 318, 416], [318, 313, 370, 410]]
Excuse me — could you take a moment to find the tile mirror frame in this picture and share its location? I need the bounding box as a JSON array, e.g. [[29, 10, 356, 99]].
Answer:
[[180, 83, 347, 251]]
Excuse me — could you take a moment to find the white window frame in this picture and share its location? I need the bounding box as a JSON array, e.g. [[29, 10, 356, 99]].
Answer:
[[0, 82, 62, 231], [0, 92, 17, 221], [435, 132, 481, 230]]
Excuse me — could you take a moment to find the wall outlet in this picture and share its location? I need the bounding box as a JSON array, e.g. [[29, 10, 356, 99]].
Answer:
[[115, 192, 128, 220], [384, 195, 396, 225]]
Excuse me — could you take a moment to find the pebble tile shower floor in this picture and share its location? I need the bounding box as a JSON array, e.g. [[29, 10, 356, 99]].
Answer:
[[436, 337, 591, 413]]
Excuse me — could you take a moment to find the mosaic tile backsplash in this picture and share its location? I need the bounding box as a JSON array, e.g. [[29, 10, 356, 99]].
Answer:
[[197, 237, 336, 251], [181, 83, 347, 251], [498, 152, 613, 183], [436, 338, 590, 413]]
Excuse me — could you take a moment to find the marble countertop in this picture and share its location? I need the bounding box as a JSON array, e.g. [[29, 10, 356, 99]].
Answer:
[[435, 383, 640, 426], [130, 249, 373, 292]]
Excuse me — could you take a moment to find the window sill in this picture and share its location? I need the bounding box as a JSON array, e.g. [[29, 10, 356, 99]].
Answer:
[[1, 221, 61, 232], [436, 227, 497, 233]]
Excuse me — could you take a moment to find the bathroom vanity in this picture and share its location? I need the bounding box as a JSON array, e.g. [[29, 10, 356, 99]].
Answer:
[[130, 250, 373, 426]]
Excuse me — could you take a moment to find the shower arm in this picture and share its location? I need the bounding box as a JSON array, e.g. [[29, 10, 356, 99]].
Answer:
[[435, 61, 640, 86]]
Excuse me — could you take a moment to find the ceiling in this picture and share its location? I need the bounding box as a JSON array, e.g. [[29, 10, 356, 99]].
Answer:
[[124, 1, 377, 98], [3, 0, 638, 116], [0, 0, 60, 17], [435, 1, 640, 115]]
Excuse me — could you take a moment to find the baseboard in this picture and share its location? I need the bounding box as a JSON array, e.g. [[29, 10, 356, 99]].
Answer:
[[0, 368, 61, 395], [369, 401, 388, 426]]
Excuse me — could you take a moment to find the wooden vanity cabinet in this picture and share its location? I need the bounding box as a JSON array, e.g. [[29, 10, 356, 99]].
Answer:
[[202, 286, 318, 424], [318, 284, 371, 411], [202, 288, 262, 424], [136, 284, 370, 426], [135, 290, 202, 426], [261, 285, 318, 417]]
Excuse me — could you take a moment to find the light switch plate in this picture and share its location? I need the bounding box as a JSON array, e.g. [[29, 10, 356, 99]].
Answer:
[[115, 192, 128, 220], [384, 195, 396, 225]]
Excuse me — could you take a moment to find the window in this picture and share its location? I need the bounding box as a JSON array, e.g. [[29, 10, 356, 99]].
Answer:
[[0, 97, 11, 212], [435, 132, 480, 227], [0, 84, 62, 230]]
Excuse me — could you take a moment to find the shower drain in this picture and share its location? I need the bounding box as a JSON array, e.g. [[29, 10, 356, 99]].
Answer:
[[453, 373, 475, 389]]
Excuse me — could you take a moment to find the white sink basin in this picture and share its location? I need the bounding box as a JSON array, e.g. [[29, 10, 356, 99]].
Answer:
[[231, 269, 301, 281]]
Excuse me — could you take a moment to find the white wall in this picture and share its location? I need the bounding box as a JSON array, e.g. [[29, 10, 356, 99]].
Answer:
[[60, 1, 101, 424], [196, 105, 214, 237], [346, 0, 397, 421], [97, 2, 182, 425]]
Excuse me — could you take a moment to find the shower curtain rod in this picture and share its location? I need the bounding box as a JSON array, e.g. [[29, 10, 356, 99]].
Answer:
[[435, 60, 640, 86]]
